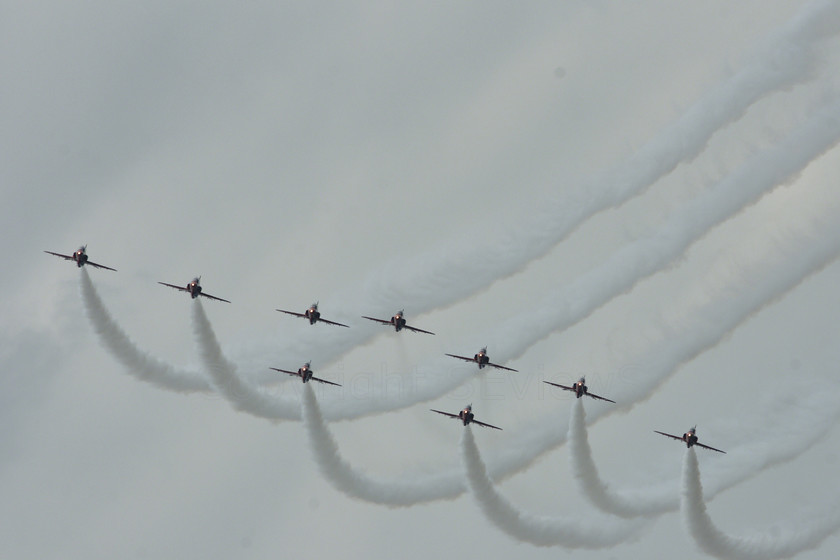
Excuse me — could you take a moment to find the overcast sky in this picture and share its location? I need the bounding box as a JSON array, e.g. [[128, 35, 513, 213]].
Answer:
[[3, 1, 840, 559]]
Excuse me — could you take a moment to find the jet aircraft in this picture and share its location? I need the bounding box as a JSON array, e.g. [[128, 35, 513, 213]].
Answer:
[[655, 426, 726, 453], [430, 405, 502, 430], [158, 277, 230, 303], [277, 302, 349, 328], [543, 377, 615, 403], [445, 347, 518, 372], [362, 310, 434, 335], [44, 245, 116, 271], [269, 361, 341, 387]]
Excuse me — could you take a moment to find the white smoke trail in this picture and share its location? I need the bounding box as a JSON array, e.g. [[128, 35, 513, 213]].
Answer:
[[460, 426, 646, 548], [233, 0, 840, 376], [193, 95, 840, 423], [194, 179, 840, 507], [79, 268, 212, 393], [569, 380, 840, 519], [86, 0, 840, 413], [438, 191, 840, 503], [682, 448, 840, 559], [191, 290, 474, 422], [359, 0, 840, 316], [300, 338, 840, 512], [95, 102, 840, 425], [300, 382, 459, 506], [701, 382, 840, 500], [483, 97, 840, 369], [191, 299, 294, 420], [482, 194, 840, 487], [568, 398, 646, 518]]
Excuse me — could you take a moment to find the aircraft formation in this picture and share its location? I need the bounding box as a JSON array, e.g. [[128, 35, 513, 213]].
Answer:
[[46, 244, 726, 453]]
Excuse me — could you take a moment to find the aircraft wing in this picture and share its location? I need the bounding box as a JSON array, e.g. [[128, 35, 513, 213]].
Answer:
[[430, 409, 460, 420], [318, 317, 350, 328], [84, 260, 116, 271], [277, 309, 306, 318], [487, 362, 518, 372], [695, 441, 726, 454], [654, 430, 684, 442], [471, 419, 503, 431], [44, 250, 74, 261], [199, 292, 231, 304], [543, 380, 575, 393], [586, 391, 616, 404], [362, 315, 392, 325], [311, 376, 342, 387], [158, 281, 189, 293], [445, 354, 476, 363], [269, 367, 299, 377], [403, 324, 435, 335]]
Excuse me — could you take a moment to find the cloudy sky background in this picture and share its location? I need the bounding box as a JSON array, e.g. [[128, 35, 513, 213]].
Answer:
[[3, 1, 840, 558]]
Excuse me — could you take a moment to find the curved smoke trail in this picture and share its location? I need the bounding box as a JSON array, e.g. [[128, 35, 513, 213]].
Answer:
[[479, 193, 840, 488], [192, 293, 474, 422], [478, 98, 840, 369], [301, 339, 840, 511], [460, 426, 646, 548], [198, 182, 840, 506], [567, 398, 648, 518], [191, 299, 295, 420], [85, 0, 840, 410], [193, 96, 840, 423], [327, 194, 840, 505], [569, 381, 840, 519], [682, 448, 840, 559], [300, 382, 459, 506], [232, 0, 840, 375], [79, 268, 212, 393], [359, 0, 840, 317]]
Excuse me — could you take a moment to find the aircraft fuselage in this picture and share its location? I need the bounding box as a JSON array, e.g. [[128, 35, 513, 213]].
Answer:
[[474, 352, 490, 368], [73, 249, 88, 267], [568, 378, 589, 398], [305, 308, 321, 324], [392, 314, 406, 331], [187, 282, 202, 298], [459, 409, 475, 426]]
